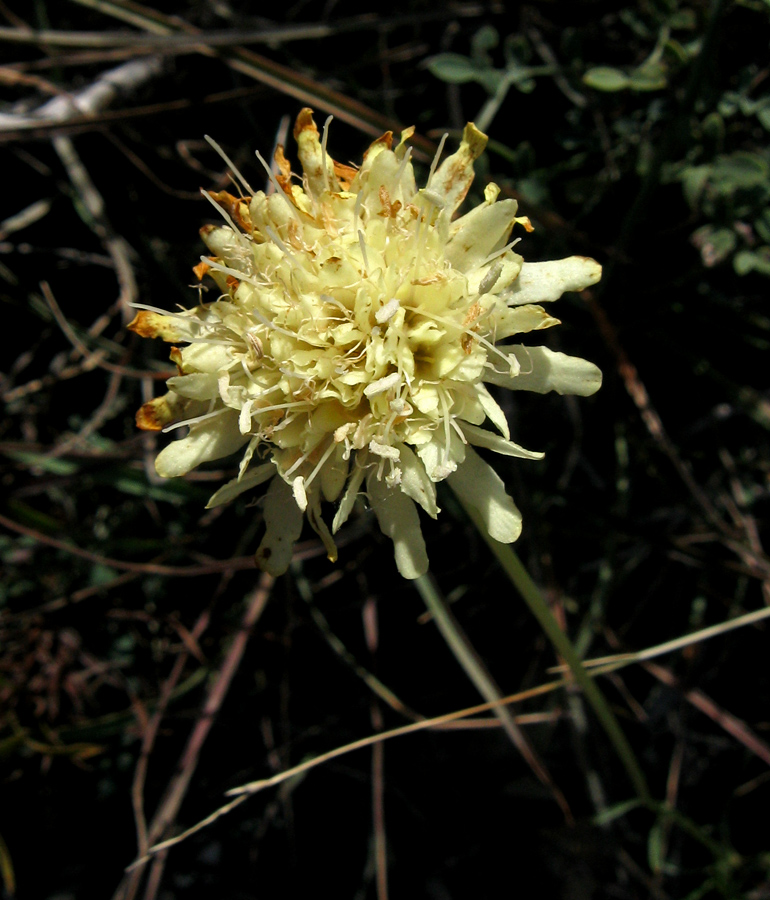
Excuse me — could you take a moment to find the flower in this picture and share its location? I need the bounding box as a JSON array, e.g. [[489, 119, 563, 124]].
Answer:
[[130, 109, 601, 579]]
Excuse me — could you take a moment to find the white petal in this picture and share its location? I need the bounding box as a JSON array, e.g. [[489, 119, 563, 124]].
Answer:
[[448, 447, 522, 544], [398, 443, 439, 518], [485, 345, 602, 397], [503, 257, 602, 306], [255, 475, 304, 576], [475, 384, 510, 440], [205, 462, 275, 508], [367, 473, 429, 579], [155, 410, 249, 477], [332, 462, 366, 533], [306, 497, 338, 562], [320, 444, 349, 503], [491, 304, 561, 340], [429, 122, 487, 217], [444, 200, 519, 273], [416, 429, 466, 482], [166, 373, 220, 401], [461, 422, 543, 460]]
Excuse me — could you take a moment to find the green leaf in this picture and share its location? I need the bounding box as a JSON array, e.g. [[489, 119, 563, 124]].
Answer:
[[1, 448, 79, 475], [711, 152, 770, 190], [680, 165, 711, 209], [425, 53, 485, 85], [628, 62, 668, 91], [735, 248, 770, 276], [758, 106, 770, 131], [669, 9, 697, 29], [756, 207, 770, 243], [593, 798, 643, 826], [583, 66, 630, 92], [648, 820, 664, 873], [690, 225, 737, 266], [471, 24, 498, 64]]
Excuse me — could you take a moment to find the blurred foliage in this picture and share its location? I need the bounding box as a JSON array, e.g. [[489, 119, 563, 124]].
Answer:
[[1, 1, 770, 899]]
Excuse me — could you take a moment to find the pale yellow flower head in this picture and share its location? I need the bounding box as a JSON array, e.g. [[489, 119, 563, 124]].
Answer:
[[131, 109, 602, 578]]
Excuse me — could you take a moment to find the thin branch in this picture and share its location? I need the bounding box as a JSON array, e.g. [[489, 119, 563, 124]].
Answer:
[[115, 573, 274, 900]]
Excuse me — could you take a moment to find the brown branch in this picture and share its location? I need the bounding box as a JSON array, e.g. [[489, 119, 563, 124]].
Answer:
[[114, 572, 274, 900]]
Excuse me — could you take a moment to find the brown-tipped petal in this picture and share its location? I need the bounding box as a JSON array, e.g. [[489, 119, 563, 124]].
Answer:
[[135, 392, 193, 431], [273, 144, 293, 194], [333, 160, 359, 189], [128, 310, 184, 342], [192, 259, 211, 281], [293, 108, 338, 198], [362, 131, 393, 160], [430, 122, 488, 216], [207, 191, 252, 232]]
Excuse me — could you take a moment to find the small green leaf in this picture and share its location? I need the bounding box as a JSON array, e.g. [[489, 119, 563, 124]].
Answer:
[[669, 9, 697, 29], [471, 24, 499, 64], [701, 111, 725, 148], [425, 53, 485, 85], [735, 248, 770, 276], [680, 165, 711, 210], [2, 448, 79, 475], [628, 62, 668, 91], [592, 798, 643, 826], [648, 820, 664, 873], [583, 66, 630, 92], [691, 225, 736, 267], [756, 207, 770, 243], [711, 152, 770, 190]]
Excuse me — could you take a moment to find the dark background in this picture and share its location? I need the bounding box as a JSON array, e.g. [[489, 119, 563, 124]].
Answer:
[[1, 1, 769, 898]]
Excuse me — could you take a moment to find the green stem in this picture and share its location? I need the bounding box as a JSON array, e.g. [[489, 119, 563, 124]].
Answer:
[[455, 493, 651, 804], [414, 571, 573, 823]]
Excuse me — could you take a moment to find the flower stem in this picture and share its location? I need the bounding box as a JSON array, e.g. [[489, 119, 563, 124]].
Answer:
[[454, 492, 651, 804], [413, 570, 573, 823]]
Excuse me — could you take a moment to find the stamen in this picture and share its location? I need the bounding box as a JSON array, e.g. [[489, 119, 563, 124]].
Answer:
[[321, 115, 333, 194], [420, 189, 446, 210], [358, 229, 370, 276], [204, 135, 255, 195], [375, 297, 400, 324], [394, 146, 413, 195], [129, 301, 189, 316], [263, 224, 297, 262], [254, 150, 299, 220], [202, 256, 269, 289], [369, 439, 400, 460], [304, 440, 337, 490], [253, 400, 314, 417], [438, 388, 453, 470], [292, 476, 308, 511], [426, 133, 448, 189], [481, 238, 521, 268], [201, 189, 252, 243], [161, 406, 228, 434], [478, 261, 503, 295], [353, 187, 364, 231], [364, 372, 400, 397]]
